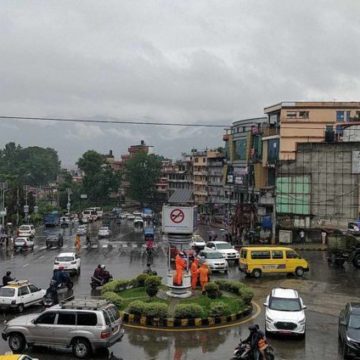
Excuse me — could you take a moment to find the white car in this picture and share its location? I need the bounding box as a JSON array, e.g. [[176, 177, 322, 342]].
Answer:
[[53, 252, 81, 275], [191, 235, 206, 250], [205, 241, 240, 262], [120, 213, 128, 220], [133, 211, 142, 217], [98, 226, 111, 238], [76, 224, 87, 236], [197, 250, 228, 273], [126, 214, 135, 220], [14, 236, 34, 251], [264, 288, 307, 337], [0, 280, 46, 313], [18, 224, 35, 238]]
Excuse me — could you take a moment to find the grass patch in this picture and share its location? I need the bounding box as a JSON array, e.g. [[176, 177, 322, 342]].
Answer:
[[120, 287, 147, 299]]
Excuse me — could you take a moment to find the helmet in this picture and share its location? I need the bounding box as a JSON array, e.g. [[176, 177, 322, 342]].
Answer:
[[249, 324, 259, 332], [6, 271, 11, 276], [59, 266, 64, 270], [101, 265, 106, 269], [179, 251, 185, 257]]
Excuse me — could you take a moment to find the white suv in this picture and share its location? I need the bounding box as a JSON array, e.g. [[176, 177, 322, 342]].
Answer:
[[264, 288, 307, 337], [18, 224, 35, 238], [205, 241, 240, 262], [0, 280, 46, 313], [53, 252, 81, 276]]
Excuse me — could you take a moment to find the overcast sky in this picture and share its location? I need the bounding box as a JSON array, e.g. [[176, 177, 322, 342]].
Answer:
[[1, 0, 359, 166]]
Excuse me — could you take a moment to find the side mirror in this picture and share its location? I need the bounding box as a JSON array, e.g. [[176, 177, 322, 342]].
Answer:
[[302, 305, 307, 310], [340, 320, 347, 326], [263, 303, 268, 307]]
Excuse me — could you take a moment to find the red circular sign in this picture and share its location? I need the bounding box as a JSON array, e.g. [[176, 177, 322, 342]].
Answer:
[[170, 209, 185, 224]]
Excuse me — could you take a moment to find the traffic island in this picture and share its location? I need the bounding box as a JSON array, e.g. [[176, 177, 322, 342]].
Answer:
[[101, 275, 256, 330]]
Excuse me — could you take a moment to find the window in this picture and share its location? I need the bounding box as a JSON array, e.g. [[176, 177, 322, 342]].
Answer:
[[36, 312, 56, 325], [57, 312, 76, 325], [299, 111, 309, 119], [18, 286, 29, 296], [77, 312, 97, 326], [251, 251, 271, 259], [29, 284, 39, 293], [286, 250, 300, 259], [272, 250, 283, 259], [0, 288, 15, 297], [240, 249, 247, 259], [286, 111, 297, 118], [234, 139, 247, 161], [202, 158, 206, 163], [195, 158, 199, 163], [346, 111, 351, 121], [336, 111, 345, 122], [103, 310, 111, 325]]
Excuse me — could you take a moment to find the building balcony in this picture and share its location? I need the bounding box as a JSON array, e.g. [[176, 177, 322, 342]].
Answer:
[[193, 171, 208, 176]]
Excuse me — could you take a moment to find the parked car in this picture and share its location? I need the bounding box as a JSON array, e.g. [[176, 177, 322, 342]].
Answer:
[[239, 246, 310, 279], [0, 280, 46, 313], [53, 252, 81, 276], [205, 241, 239, 262], [191, 235, 206, 251], [76, 225, 87, 236], [338, 302, 360, 358], [119, 213, 128, 220], [197, 250, 228, 273], [14, 237, 34, 251], [1, 298, 124, 358], [45, 234, 63, 248], [17, 225, 35, 238], [264, 288, 306, 337], [98, 226, 111, 238], [126, 214, 135, 221]]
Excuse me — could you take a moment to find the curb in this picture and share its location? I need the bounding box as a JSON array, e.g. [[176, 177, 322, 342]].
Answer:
[[121, 305, 253, 329]]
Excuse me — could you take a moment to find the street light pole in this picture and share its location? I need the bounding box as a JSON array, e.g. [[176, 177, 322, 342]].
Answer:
[[0, 182, 8, 228]]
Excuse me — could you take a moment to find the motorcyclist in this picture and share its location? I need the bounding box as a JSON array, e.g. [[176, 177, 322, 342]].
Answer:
[[243, 324, 267, 360], [52, 266, 70, 287], [2, 271, 14, 286], [98, 265, 111, 285]]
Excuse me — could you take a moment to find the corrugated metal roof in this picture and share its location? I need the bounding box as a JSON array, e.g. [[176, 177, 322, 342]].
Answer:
[[168, 189, 194, 204]]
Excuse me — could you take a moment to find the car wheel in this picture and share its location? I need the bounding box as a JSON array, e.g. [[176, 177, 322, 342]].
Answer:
[[353, 254, 360, 269], [9, 332, 26, 353], [295, 267, 305, 277], [77, 268, 81, 275], [252, 269, 262, 279], [17, 303, 25, 313], [224, 269, 228, 274], [46, 242, 50, 248], [72, 337, 91, 359]]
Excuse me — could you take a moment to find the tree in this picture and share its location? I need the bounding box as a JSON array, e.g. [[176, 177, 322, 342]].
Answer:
[[77, 150, 121, 205], [125, 153, 162, 207]]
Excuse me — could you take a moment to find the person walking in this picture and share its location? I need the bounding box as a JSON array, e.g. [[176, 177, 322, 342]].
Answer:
[[190, 258, 199, 290], [198, 262, 209, 294], [174, 252, 186, 286]]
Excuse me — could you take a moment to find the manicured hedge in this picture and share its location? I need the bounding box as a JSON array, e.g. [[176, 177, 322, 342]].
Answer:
[[214, 279, 254, 305], [174, 304, 205, 319], [102, 291, 124, 308], [209, 302, 231, 317], [128, 300, 169, 319], [101, 279, 132, 294], [204, 282, 221, 299]]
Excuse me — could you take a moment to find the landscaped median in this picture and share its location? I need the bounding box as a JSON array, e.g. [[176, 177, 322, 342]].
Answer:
[[101, 274, 255, 329]]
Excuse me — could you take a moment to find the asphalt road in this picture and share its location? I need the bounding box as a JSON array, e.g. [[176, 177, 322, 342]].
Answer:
[[0, 220, 359, 360]]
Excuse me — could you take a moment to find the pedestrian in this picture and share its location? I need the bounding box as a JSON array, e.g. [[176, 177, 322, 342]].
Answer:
[[299, 230, 305, 243], [190, 258, 199, 290], [174, 252, 186, 286], [197, 262, 209, 294], [75, 234, 81, 254], [321, 231, 327, 245]]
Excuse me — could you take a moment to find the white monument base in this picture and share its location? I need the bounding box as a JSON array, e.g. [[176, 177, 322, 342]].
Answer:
[[166, 273, 192, 298]]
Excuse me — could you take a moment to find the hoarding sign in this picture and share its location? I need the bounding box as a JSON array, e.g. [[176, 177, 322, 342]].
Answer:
[[162, 205, 197, 234]]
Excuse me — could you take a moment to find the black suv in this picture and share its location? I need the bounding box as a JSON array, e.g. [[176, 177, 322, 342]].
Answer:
[[339, 302, 360, 358]]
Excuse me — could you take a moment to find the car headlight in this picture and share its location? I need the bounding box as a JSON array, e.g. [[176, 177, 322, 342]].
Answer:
[[265, 315, 275, 322], [299, 318, 306, 325]]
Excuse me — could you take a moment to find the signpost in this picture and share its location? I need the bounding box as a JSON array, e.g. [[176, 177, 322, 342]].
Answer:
[[24, 205, 29, 224], [162, 205, 198, 234]]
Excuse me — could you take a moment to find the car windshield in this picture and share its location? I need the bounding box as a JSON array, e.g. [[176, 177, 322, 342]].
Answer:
[[349, 314, 360, 329], [15, 238, 26, 242], [204, 252, 223, 259], [216, 243, 232, 250], [269, 297, 301, 311], [0, 288, 15, 297], [56, 256, 74, 262]]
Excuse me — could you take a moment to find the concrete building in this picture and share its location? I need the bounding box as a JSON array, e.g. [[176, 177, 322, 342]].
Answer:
[[167, 154, 193, 197], [264, 101, 360, 161], [277, 141, 360, 241], [192, 150, 208, 206]]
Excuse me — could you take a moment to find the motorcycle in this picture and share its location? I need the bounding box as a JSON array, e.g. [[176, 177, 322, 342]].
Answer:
[[43, 279, 74, 307], [232, 340, 275, 360], [90, 273, 113, 289]]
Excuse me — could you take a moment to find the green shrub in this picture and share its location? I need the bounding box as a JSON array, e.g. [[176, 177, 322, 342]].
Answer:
[[135, 273, 150, 287], [174, 304, 205, 319], [128, 300, 146, 315], [209, 302, 231, 317], [236, 297, 246, 310], [102, 291, 123, 308], [101, 279, 130, 294], [215, 280, 246, 295], [239, 287, 254, 305], [144, 303, 169, 319], [144, 276, 162, 298], [205, 282, 221, 299]]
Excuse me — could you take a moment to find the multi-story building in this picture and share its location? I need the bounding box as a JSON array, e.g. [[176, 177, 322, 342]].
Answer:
[[167, 154, 193, 197], [192, 150, 208, 207]]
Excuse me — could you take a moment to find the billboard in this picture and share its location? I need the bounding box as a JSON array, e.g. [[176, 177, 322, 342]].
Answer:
[[162, 205, 198, 234]]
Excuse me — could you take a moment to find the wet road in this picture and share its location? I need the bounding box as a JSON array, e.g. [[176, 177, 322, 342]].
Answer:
[[1, 221, 359, 359]]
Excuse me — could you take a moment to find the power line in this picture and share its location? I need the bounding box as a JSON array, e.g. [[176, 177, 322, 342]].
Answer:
[[0, 115, 228, 128]]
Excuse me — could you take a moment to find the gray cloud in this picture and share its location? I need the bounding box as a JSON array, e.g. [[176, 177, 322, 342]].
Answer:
[[0, 0, 359, 165]]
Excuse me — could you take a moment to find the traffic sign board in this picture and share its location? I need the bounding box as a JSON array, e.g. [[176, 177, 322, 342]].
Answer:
[[170, 208, 185, 224], [24, 205, 29, 213]]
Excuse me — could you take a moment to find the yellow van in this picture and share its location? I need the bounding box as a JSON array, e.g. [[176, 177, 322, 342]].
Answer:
[[238, 246, 309, 278], [0, 355, 38, 360]]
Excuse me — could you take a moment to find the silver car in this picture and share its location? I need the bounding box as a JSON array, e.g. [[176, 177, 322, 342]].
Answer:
[[2, 299, 124, 359], [197, 250, 229, 273]]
